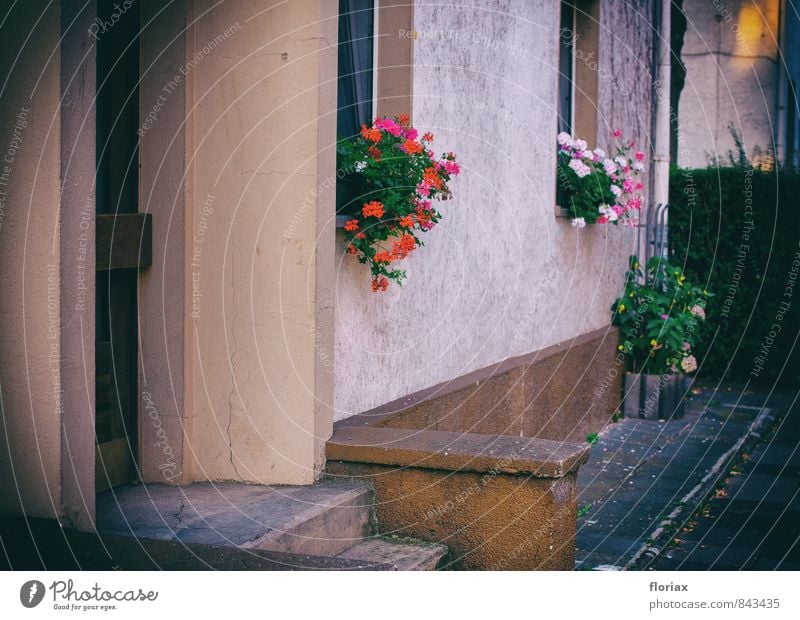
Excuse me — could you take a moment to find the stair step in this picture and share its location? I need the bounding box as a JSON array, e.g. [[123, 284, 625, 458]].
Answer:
[[336, 538, 448, 570], [97, 481, 372, 558]]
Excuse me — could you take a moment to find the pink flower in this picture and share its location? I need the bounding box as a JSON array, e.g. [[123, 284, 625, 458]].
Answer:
[[622, 179, 634, 193], [690, 305, 706, 319], [444, 160, 460, 175], [404, 127, 418, 140], [635, 151, 645, 161], [376, 117, 402, 136], [416, 183, 430, 197], [661, 314, 669, 320], [613, 129, 622, 138], [681, 355, 698, 373], [568, 158, 591, 178]]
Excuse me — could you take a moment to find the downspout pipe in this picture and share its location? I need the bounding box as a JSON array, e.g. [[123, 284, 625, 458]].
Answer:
[[775, 0, 788, 166], [653, 0, 671, 209]]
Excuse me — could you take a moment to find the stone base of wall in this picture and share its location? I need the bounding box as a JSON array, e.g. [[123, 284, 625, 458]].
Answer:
[[326, 427, 588, 570], [342, 326, 622, 444]]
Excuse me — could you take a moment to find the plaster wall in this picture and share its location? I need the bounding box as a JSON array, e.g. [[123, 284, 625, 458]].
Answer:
[[0, 2, 63, 518], [186, 0, 337, 484], [333, 0, 653, 420]]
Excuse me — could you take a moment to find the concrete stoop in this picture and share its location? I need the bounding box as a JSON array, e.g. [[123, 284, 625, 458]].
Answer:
[[96, 481, 447, 570]]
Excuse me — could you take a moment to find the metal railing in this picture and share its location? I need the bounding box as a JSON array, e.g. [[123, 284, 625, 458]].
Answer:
[[639, 202, 670, 268]]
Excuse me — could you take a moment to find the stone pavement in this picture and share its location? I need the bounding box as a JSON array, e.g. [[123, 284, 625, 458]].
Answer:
[[644, 390, 799, 570], [575, 386, 798, 570]]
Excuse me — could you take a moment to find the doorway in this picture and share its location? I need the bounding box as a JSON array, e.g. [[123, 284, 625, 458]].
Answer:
[[94, 0, 142, 492]]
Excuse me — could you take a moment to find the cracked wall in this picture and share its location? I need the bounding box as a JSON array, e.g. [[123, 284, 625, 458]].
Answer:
[[184, 0, 337, 484]]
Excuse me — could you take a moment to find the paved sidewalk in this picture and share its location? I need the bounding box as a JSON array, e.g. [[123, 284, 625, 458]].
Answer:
[[644, 391, 799, 570], [575, 387, 796, 570]]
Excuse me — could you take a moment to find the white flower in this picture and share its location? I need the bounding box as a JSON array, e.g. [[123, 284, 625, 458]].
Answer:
[[603, 158, 618, 175], [568, 158, 591, 178], [610, 184, 622, 197], [594, 148, 605, 158], [557, 132, 572, 146], [574, 139, 588, 151], [571, 217, 586, 228], [633, 161, 645, 171], [615, 156, 628, 167], [599, 204, 618, 222], [355, 160, 367, 172]]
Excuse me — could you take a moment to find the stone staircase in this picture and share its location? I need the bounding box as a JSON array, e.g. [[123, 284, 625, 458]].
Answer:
[[96, 480, 447, 570]]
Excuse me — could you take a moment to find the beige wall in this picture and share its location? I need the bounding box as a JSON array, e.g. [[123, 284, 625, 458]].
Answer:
[[185, 0, 337, 484], [0, 2, 63, 518], [678, 0, 780, 167], [138, 0, 193, 485], [333, 0, 652, 420]]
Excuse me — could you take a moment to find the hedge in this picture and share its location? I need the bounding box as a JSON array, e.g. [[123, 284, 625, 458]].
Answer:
[[668, 165, 800, 388]]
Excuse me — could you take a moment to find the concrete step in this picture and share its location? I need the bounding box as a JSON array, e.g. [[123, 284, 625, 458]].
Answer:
[[336, 537, 448, 570], [97, 480, 373, 558]]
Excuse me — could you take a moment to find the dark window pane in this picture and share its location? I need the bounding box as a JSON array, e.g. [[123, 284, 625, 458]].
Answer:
[[558, 1, 574, 135], [337, 0, 375, 140]]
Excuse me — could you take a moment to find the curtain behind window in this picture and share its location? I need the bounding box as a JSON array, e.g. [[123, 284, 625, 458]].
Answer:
[[337, 0, 375, 140]]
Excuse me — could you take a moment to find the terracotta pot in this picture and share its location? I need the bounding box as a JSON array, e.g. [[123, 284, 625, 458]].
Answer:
[[623, 372, 688, 420]]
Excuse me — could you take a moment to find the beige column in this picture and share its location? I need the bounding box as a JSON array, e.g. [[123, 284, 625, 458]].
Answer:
[[183, 0, 338, 484], [0, 2, 74, 522]]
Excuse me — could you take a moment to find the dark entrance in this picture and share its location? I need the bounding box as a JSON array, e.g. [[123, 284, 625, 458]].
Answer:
[[94, 0, 150, 491]]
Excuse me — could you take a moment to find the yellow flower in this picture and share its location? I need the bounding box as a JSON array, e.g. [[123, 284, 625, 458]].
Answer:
[[679, 275, 686, 282], [650, 339, 658, 347], [629, 291, 634, 298], [618, 345, 624, 351], [618, 304, 626, 312], [634, 262, 639, 269]]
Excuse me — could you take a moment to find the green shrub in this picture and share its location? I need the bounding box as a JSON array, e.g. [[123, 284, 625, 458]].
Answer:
[[611, 256, 708, 375], [668, 164, 800, 387]]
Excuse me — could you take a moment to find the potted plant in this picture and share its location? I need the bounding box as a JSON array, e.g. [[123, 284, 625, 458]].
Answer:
[[556, 129, 645, 228], [336, 114, 460, 292], [611, 256, 710, 420]]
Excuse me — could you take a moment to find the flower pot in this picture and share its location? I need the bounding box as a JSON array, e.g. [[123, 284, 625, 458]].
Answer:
[[623, 372, 687, 420]]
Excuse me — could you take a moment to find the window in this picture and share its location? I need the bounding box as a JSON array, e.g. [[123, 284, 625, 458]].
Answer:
[[558, 1, 574, 136], [337, 0, 375, 140], [558, 0, 599, 145], [557, 0, 600, 213], [336, 0, 415, 216]]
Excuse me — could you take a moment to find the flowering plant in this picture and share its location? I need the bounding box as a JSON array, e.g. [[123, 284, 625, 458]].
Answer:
[[556, 130, 645, 228], [612, 256, 711, 375], [337, 114, 460, 292]]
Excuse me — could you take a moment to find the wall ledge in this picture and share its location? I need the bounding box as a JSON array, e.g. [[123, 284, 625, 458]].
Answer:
[[328, 426, 590, 478]]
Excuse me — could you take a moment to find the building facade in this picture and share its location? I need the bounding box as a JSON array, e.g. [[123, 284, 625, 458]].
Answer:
[[0, 0, 658, 536], [675, 0, 800, 168]]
